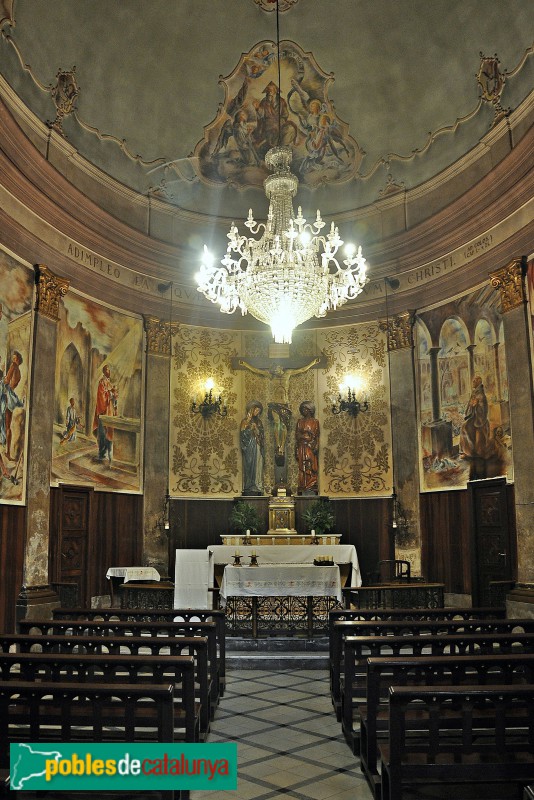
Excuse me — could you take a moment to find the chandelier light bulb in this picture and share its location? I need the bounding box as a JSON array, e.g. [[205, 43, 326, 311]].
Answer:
[[196, 145, 368, 343]]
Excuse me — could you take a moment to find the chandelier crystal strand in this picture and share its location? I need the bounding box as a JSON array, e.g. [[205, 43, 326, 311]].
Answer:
[[196, 145, 368, 343]]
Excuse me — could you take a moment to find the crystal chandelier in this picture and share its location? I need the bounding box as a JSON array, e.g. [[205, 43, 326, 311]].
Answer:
[[195, 2, 368, 344]]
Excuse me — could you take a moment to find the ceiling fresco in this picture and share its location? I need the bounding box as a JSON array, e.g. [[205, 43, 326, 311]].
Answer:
[[192, 39, 361, 190], [0, 1, 532, 223]]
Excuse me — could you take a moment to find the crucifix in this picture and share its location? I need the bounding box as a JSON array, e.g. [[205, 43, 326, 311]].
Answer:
[[232, 353, 326, 491]]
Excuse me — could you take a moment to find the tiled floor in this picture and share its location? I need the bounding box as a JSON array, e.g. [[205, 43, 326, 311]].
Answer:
[[192, 669, 373, 800]]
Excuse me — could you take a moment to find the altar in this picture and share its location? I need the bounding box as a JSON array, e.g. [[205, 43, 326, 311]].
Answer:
[[209, 544, 360, 637], [220, 564, 342, 637]]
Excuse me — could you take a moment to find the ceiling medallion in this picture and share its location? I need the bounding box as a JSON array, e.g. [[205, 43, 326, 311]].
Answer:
[[254, 0, 300, 11]]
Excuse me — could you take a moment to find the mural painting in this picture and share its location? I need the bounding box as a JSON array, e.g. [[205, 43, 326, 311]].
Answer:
[[0, 249, 33, 505], [51, 291, 144, 493], [415, 285, 512, 491], [193, 40, 362, 190]]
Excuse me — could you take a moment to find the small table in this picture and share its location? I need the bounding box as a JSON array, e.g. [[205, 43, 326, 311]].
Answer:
[[220, 563, 342, 637], [105, 566, 160, 606]]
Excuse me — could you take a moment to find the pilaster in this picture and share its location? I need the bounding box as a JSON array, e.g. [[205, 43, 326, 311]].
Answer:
[[17, 265, 69, 621], [142, 317, 176, 578], [490, 257, 534, 588], [381, 312, 422, 574]]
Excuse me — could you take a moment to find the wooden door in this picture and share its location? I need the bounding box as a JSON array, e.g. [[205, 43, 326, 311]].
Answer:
[[469, 477, 515, 606], [50, 485, 92, 607]]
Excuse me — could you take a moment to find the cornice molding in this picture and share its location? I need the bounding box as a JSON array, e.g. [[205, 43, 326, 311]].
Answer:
[[0, 91, 533, 326]]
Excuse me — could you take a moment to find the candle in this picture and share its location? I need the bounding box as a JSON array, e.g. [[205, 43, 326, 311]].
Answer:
[[246, 529, 250, 536], [235, 550, 239, 557], [311, 529, 316, 537]]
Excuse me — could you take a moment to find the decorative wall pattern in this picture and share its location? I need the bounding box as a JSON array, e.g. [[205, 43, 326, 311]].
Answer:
[[317, 323, 392, 497], [170, 326, 241, 497], [0, 248, 33, 505], [170, 325, 394, 500], [51, 290, 144, 493], [415, 284, 513, 492]]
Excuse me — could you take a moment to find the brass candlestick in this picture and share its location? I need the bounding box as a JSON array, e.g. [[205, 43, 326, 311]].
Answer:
[[233, 552, 242, 566]]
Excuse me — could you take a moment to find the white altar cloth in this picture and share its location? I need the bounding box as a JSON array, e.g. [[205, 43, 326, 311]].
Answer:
[[208, 544, 361, 587], [106, 566, 160, 583], [219, 564, 342, 606]]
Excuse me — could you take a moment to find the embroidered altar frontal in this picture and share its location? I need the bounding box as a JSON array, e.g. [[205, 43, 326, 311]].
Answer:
[[219, 564, 344, 638]]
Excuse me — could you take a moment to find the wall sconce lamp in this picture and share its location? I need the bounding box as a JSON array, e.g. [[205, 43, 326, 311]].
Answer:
[[332, 377, 369, 418], [191, 378, 227, 419]]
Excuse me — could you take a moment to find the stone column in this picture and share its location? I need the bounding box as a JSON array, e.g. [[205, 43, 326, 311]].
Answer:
[[382, 312, 422, 575], [142, 317, 176, 579], [490, 258, 534, 603], [466, 344, 476, 382], [422, 345, 453, 459], [17, 265, 69, 621]]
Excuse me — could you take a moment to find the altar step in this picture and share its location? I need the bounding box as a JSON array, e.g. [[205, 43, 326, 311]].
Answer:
[[225, 636, 329, 670]]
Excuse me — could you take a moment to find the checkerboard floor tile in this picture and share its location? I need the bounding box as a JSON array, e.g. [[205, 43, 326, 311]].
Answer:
[[191, 668, 371, 800]]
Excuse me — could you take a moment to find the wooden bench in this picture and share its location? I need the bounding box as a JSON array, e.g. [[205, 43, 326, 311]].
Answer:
[[361, 653, 534, 797], [0, 651, 199, 743], [0, 632, 212, 737], [341, 631, 534, 750], [20, 617, 220, 717], [330, 616, 534, 718], [328, 606, 506, 709], [53, 607, 227, 697], [0, 680, 182, 799], [380, 685, 534, 800]]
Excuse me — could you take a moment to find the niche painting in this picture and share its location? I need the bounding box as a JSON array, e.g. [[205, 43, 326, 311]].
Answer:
[[51, 291, 144, 493], [0, 249, 33, 505], [416, 285, 512, 491]]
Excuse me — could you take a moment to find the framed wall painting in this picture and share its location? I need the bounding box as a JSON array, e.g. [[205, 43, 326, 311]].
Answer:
[[415, 283, 513, 492], [51, 289, 144, 493], [0, 248, 34, 505]]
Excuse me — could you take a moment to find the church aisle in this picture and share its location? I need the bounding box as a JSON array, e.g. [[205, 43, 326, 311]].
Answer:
[[192, 668, 373, 800]]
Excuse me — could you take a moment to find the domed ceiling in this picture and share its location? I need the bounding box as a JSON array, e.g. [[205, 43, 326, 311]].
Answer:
[[1, 0, 532, 219], [0, 1, 533, 326]]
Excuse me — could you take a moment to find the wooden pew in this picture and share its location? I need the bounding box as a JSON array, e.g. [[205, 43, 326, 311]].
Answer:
[[328, 606, 506, 712], [341, 631, 534, 750], [380, 685, 534, 800], [0, 632, 212, 738], [20, 617, 220, 717], [0, 651, 199, 743], [361, 652, 534, 797], [53, 607, 227, 697], [0, 680, 181, 799], [330, 616, 534, 718]]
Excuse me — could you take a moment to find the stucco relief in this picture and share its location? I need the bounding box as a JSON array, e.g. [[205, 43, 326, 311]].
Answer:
[[170, 325, 241, 497], [317, 323, 392, 497], [192, 39, 362, 190]]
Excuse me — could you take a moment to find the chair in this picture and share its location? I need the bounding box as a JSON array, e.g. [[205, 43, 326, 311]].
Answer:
[[375, 559, 411, 583]]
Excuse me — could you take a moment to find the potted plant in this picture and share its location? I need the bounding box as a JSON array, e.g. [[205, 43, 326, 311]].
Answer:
[[228, 501, 262, 536], [301, 498, 335, 536]]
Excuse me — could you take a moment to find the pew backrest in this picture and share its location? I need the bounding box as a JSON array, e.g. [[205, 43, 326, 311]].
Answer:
[[361, 653, 534, 778], [0, 651, 198, 742]]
